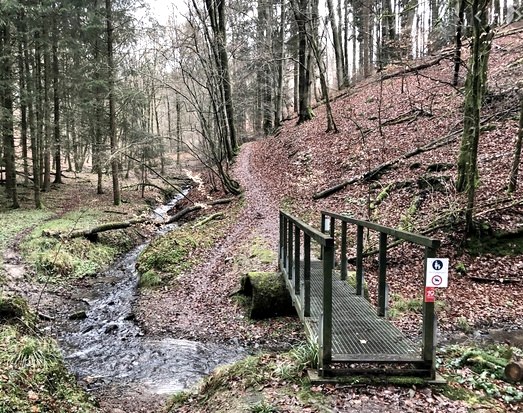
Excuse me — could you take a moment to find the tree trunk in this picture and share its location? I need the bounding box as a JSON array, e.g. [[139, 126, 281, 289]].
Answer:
[[17, 32, 29, 187], [44, 217, 149, 240], [204, 0, 237, 157], [327, 0, 345, 88], [453, 0, 466, 86], [0, 21, 19, 208], [508, 96, 523, 193], [455, 0, 493, 234], [505, 361, 523, 382], [362, 0, 372, 77], [42, 24, 51, 193], [176, 95, 182, 167], [106, 0, 120, 205], [274, 0, 286, 127], [30, 28, 42, 208], [52, 10, 62, 184], [292, 0, 313, 123], [307, 23, 338, 132]]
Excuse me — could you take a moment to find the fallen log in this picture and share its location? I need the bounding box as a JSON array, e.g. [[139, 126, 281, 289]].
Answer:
[[379, 54, 451, 81], [165, 197, 236, 224], [505, 361, 523, 382], [165, 205, 203, 223], [193, 212, 224, 227], [43, 217, 148, 240], [312, 128, 463, 200], [44, 197, 237, 239]]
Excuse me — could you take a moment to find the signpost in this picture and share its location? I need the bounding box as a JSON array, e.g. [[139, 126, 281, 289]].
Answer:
[[425, 258, 449, 302]]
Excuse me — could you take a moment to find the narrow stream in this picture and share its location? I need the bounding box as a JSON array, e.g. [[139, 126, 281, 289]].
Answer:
[[54, 197, 246, 395]]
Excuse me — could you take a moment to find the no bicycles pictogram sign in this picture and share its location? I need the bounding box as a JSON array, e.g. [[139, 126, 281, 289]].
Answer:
[[426, 258, 449, 288]]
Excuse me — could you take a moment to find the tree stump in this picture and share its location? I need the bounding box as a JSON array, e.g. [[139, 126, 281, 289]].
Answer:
[[239, 272, 295, 319], [505, 361, 523, 382]]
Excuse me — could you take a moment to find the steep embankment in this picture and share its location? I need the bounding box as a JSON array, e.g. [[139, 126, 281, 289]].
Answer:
[[248, 25, 523, 334]]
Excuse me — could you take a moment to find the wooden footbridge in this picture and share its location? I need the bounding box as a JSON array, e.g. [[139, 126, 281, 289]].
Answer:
[[279, 210, 441, 380]]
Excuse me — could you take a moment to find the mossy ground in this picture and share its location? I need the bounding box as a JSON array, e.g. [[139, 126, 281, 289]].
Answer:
[[465, 231, 523, 256], [0, 171, 172, 412], [166, 344, 324, 413], [136, 211, 232, 288], [0, 304, 99, 412], [166, 341, 523, 412], [437, 343, 523, 408], [20, 210, 137, 283]]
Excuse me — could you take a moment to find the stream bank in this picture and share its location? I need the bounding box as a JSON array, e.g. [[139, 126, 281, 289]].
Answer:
[[39, 197, 247, 409]]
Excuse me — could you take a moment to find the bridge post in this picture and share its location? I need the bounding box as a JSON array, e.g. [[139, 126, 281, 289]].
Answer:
[[356, 225, 364, 296], [304, 235, 311, 317], [287, 219, 293, 281], [422, 246, 437, 379], [320, 238, 334, 372], [340, 221, 348, 280], [294, 226, 301, 294], [378, 232, 388, 317], [281, 213, 287, 270]]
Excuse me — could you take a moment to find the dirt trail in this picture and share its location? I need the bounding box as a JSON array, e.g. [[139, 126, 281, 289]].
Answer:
[[136, 140, 300, 344]]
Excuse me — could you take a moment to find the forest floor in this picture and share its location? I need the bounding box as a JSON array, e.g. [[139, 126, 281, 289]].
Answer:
[[2, 22, 523, 413]]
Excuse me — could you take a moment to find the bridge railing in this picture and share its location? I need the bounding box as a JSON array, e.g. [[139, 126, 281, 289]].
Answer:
[[320, 210, 441, 377], [279, 210, 334, 367]]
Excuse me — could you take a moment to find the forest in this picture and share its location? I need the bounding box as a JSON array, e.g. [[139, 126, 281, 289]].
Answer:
[[2, 0, 519, 210], [1, 0, 523, 412]]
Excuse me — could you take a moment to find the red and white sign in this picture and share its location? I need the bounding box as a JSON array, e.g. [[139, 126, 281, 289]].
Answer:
[[426, 258, 449, 288], [425, 287, 435, 303]]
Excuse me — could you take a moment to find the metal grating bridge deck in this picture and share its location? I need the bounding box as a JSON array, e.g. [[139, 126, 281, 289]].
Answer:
[[285, 261, 421, 366]]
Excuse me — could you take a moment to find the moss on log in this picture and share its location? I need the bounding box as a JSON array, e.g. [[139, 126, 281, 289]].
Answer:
[[239, 272, 295, 319], [0, 296, 36, 330]]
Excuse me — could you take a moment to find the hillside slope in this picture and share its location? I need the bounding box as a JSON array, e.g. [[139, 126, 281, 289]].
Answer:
[[249, 24, 523, 333]]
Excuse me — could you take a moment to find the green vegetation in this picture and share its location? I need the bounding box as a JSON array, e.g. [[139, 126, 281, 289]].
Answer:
[[136, 229, 199, 286], [399, 196, 420, 232], [369, 183, 393, 210], [456, 316, 472, 333], [249, 237, 276, 264], [136, 213, 230, 288], [166, 343, 322, 412], [20, 210, 133, 283], [455, 261, 467, 274], [345, 271, 369, 300], [438, 344, 523, 406], [0, 208, 54, 282], [0, 296, 98, 412], [465, 230, 523, 256], [388, 293, 445, 319], [249, 401, 279, 413], [0, 296, 36, 331]]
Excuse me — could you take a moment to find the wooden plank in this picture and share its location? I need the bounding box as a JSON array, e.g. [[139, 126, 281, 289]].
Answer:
[[322, 210, 440, 248]]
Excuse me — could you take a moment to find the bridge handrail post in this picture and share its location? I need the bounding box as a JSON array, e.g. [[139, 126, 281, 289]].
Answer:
[[287, 219, 294, 282], [340, 221, 348, 280], [294, 226, 301, 294], [303, 235, 311, 317], [279, 212, 284, 266], [319, 212, 326, 260], [356, 225, 364, 295], [321, 239, 334, 369], [281, 213, 287, 270], [377, 232, 388, 317], [422, 245, 437, 379]]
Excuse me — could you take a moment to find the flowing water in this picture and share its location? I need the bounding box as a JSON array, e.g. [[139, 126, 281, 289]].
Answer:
[[55, 198, 246, 394]]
